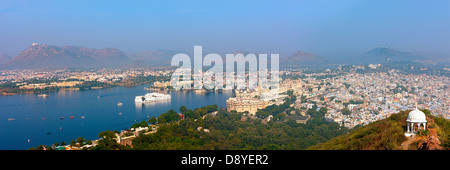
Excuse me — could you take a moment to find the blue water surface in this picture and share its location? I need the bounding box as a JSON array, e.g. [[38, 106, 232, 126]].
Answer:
[[0, 84, 232, 150]]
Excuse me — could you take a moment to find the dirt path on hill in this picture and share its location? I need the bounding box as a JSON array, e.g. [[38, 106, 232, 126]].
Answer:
[[401, 136, 417, 150]]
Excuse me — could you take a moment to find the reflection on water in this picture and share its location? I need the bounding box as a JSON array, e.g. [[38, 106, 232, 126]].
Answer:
[[135, 100, 171, 112]]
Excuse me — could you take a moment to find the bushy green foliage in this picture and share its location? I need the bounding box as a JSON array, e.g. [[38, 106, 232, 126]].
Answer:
[[256, 91, 296, 120], [131, 121, 148, 129], [91, 130, 129, 150], [308, 111, 410, 150], [342, 107, 351, 115], [157, 109, 180, 123], [130, 105, 348, 150]]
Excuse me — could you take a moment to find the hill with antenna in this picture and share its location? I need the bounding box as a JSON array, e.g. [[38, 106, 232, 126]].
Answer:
[[2, 43, 129, 69]]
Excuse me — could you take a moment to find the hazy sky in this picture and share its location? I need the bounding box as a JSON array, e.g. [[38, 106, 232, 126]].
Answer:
[[1, 0, 449, 58]]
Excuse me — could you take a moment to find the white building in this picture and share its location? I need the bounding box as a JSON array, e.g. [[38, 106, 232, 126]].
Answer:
[[135, 93, 171, 103], [404, 107, 427, 137]]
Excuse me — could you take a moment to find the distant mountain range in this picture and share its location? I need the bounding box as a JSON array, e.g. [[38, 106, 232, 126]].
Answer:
[[357, 47, 422, 64], [1, 43, 448, 69], [352, 47, 450, 65], [280, 51, 328, 65], [2, 43, 128, 69], [0, 54, 11, 65]]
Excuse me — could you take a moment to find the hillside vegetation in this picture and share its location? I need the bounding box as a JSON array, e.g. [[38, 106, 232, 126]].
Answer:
[[130, 106, 348, 150], [309, 110, 449, 150]]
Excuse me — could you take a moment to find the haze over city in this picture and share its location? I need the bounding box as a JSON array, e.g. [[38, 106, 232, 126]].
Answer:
[[1, 0, 450, 58]]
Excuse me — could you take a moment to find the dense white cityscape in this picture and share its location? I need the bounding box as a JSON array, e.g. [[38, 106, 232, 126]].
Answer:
[[1, 64, 448, 130]]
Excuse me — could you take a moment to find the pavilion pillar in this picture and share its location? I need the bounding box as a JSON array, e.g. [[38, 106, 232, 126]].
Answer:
[[410, 123, 413, 132]]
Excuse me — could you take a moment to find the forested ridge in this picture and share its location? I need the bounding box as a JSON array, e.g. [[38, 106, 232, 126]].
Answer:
[[90, 93, 350, 150], [130, 106, 348, 150]]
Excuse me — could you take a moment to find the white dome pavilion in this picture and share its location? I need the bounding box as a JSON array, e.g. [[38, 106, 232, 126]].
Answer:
[[405, 107, 427, 137], [407, 108, 427, 123]]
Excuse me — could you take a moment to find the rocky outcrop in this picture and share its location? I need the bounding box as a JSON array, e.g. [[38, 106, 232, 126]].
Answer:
[[418, 129, 443, 150]]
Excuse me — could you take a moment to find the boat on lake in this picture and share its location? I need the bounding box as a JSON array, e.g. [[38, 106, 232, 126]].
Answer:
[[59, 117, 65, 120], [69, 116, 74, 119], [117, 101, 123, 106], [8, 118, 14, 121]]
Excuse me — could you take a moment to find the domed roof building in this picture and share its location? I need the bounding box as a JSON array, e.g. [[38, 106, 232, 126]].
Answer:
[[405, 107, 427, 137], [407, 108, 427, 123]]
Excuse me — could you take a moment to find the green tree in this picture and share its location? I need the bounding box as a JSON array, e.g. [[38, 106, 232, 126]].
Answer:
[[319, 107, 328, 117], [98, 130, 117, 140], [194, 108, 208, 117], [131, 121, 148, 129], [342, 107, 351, 115], [301, 95, 307, 103], [148, 116, 157, 125], [184, 109, 199, 119], [91, 130, 126, 150], [158, 109, 181, 123], [256, 110, 270, 119], [76, 137, 85, 146], [70, 140, 76, 147], [179, 105, 188, 113]]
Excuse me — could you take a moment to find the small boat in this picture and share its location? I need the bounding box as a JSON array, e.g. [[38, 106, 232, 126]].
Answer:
[[69, 116, 74, 119], [117, 101, 123, 106], [59, 117, 65, 120], [80, 116, 85, 119], [118, 113, 123, 115], [8, 118, 15, 121], [28, 139, 30, 143], [27, 117, 30, 120], [38, 94, 49, 97], [46, 132, 52, 135], [60, 127, 62, 131], [42, 117, 46, 120]]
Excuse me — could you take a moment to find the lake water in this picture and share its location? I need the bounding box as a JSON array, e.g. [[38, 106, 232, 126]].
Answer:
[[0, 84, 233, 150]]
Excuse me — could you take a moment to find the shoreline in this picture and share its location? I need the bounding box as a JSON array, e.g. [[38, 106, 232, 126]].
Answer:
[[0, 81, 151, 96]]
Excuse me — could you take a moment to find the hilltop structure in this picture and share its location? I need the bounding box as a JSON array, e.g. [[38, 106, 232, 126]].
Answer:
[[405, 107, 427, 137]]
